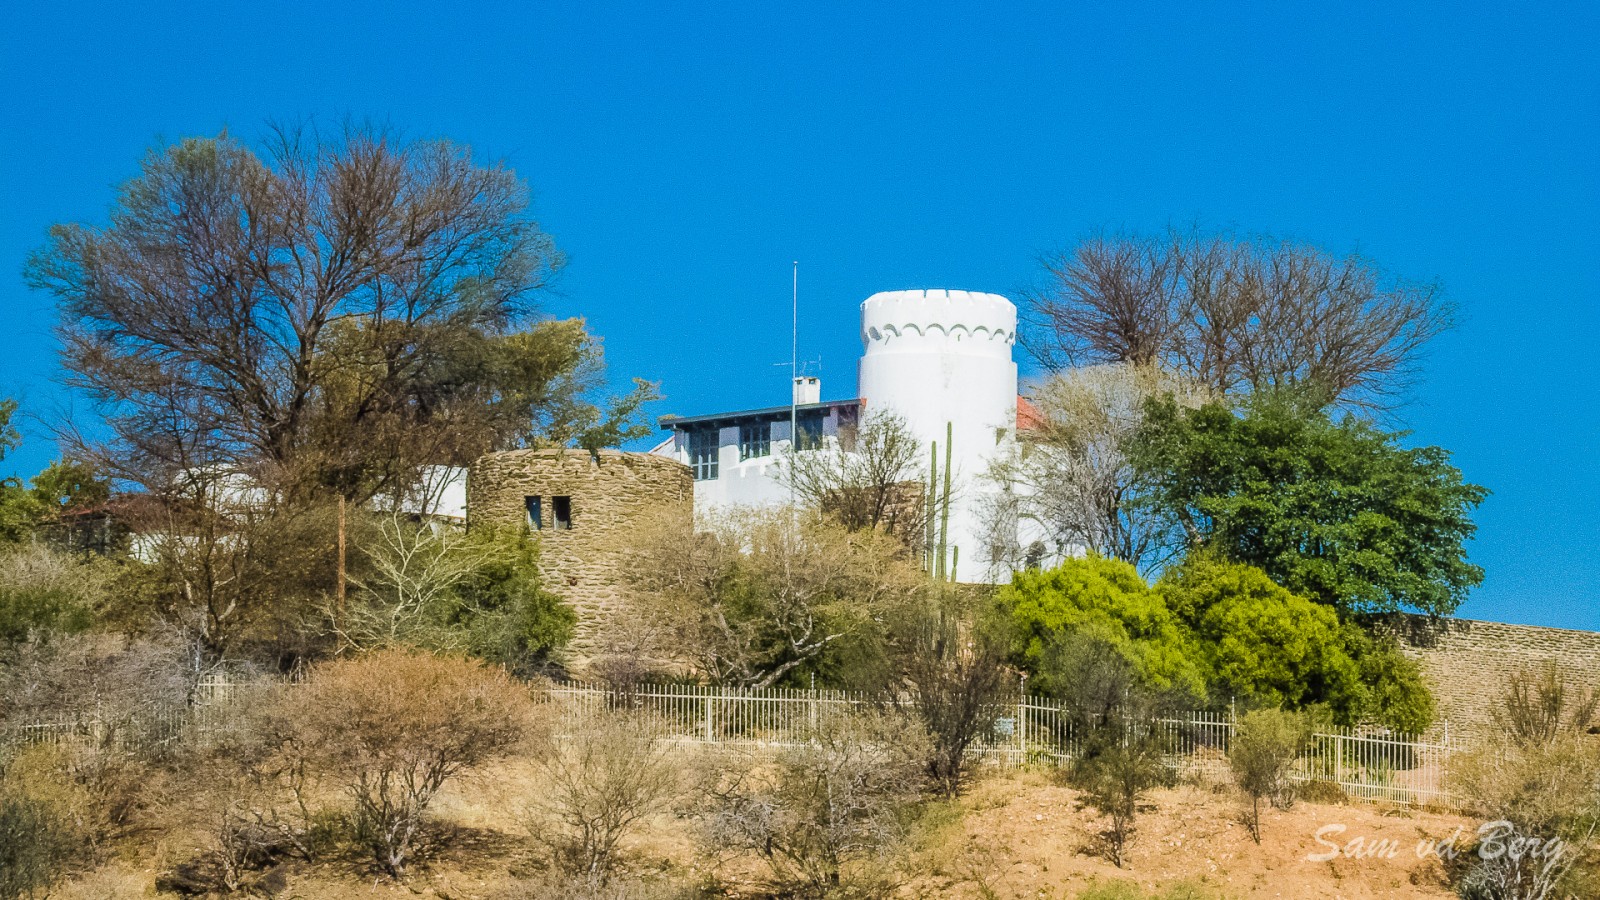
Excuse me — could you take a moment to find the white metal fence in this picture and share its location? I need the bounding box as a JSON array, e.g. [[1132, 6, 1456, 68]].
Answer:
[[5, 677, 1463, 811], [545, 682, 1461, 810]]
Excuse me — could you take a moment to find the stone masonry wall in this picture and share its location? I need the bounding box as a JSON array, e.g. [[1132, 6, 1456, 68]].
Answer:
[[467, 449, 692, 663], [1388, 616, 1600, 742]]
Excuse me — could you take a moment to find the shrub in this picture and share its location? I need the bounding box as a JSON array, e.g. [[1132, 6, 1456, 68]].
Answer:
[[343, 517, 575, 671], [702, 707, 930, 896], [896, 592, 1010, 798], [290, 649, 535, 875], [1228, 708, 1311, 843], [493, 871, 701, 900], [622, 506, 926, 689], [1492, 664, 1598, 748], [0, 792, 77, 900], [996, 556, 1204, 707], [1072, 730, 1169, 868], [1452, 668, 1600, 900], [0, 741, 105, 900], [533, 709, 682, 878], [0, 544, 108, 645]]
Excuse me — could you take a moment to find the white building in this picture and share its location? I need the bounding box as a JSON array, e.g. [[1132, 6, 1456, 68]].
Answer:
[[655, 288, 1032, 582]]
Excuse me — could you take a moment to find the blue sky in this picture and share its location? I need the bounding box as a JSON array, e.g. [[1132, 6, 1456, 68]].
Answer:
[[1, 2, 1596, 629]]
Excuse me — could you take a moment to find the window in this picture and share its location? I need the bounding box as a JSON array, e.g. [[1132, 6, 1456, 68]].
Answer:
[[739, 421, 771, 460], [689, 428, 719, 480], [552, 495, 573, 530], [795, 412, 825, 451], [524, 495, 542, 530]]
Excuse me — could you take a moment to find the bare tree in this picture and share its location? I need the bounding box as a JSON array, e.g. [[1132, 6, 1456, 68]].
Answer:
[[330, 512, 490, 653], [23, 123, 661, 507], [779, 410, 932, 550], [1021, 228, 1455, 412], [982, 364, 1205, 574], [620, 507, 925, 689]]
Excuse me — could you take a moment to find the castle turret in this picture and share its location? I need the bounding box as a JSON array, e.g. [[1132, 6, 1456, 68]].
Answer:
[[858, 289, 1018, 580]]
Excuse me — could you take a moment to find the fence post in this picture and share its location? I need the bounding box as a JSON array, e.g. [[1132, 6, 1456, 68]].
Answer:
[[809, 674, 818, 733], [704, 686, 715, 744], [1017, 674, 1027, 767]]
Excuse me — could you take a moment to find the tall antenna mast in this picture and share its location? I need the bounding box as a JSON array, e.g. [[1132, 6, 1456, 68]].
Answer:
[[789, 260, 798, 506]]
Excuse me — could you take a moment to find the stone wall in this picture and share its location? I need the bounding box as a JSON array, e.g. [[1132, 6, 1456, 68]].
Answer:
[[1388, 616, 1600, 741], [467, 449, 692, 662]]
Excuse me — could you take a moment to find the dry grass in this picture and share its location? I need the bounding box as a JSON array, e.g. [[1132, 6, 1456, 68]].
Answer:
[[49, 751, 1477, 899]]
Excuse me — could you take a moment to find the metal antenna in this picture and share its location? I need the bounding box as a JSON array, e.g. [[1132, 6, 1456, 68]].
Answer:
[[790, 260, 798, 506]]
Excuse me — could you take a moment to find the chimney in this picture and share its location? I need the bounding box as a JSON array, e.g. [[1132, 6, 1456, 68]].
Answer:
[[793, 376, 820, 405]]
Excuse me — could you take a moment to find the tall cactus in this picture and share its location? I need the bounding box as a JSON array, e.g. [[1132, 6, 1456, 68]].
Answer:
[[926, 421, 957, 582]]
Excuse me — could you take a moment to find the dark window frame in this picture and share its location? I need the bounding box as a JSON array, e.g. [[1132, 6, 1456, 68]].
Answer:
[[524, 495, 542, 530], [795, 411, 826, 451], [689, 428, 720, 480], [739, 421, 772, 460]]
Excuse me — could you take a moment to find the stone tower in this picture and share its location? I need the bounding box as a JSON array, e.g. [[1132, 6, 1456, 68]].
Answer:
[[466, 449, 692, 661]]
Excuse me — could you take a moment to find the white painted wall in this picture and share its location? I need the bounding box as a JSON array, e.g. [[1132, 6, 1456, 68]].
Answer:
[[858, 289, 1019, 582]]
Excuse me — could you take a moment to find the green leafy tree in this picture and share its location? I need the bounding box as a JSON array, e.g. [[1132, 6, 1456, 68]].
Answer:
[[1133, 393, 1486, 617], [26, 460, 110, 519], [995, 556, 1204, 703], [1159, 557, 1433, 730], [1346, 630, 1435, 733], [1159, 558, 1360, 714], [0, 400, 40, 544]]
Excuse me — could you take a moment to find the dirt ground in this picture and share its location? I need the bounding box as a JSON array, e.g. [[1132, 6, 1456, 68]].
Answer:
[[50, 762, 1472, 899], [900, 769, 1468, 899]]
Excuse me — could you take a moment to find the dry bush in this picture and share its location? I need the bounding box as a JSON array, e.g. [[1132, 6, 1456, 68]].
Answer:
[[0, 634, 191, 842], [531, 708, 682, 878], [1492, 663, 1599, 749], [0, 783, 79, 900], [622, 506, 926, 689], [286, 649, 537, 876], [492, 871, 700, 900], [1452, 668, 1600, 900], [0, 632, 190, 749], [701, 707, 931, 897], [1227, 708, 1311, 843], [893, 593, 1010, 799]]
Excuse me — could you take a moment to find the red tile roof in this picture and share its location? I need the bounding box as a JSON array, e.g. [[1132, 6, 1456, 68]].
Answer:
[[1017, 396, 1044, 432]]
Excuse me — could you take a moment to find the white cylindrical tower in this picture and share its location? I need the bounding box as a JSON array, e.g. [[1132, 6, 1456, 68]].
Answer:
[[858, 289, 1018, 581]]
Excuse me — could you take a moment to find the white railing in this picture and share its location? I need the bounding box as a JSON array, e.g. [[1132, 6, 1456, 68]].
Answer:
[[5, 677, 1464, 811], [545, 682, 1461, 810]]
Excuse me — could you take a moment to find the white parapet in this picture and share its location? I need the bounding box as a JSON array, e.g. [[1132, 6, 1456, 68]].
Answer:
[[858, 289, 1019, 581]]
